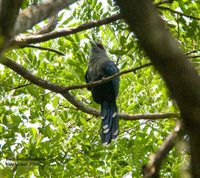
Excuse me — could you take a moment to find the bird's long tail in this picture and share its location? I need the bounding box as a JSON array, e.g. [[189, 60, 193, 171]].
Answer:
[[101, 101, 119, 145]]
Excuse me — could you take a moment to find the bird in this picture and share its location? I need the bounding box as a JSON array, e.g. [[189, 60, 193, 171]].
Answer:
[[85, 41, 120, 145]]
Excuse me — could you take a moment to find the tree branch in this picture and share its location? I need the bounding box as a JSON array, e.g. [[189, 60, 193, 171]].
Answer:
[[158, 6, 200, 21], [9, 83, 32, 91], [155, 0, 174, 6], [0, 0, 22, 37], [10, 2, 198, 48], [0, 0, 23, 53], [11, 13, 121, 46], [185, 50, 200, 55], [0, 57, 178, 120], [53, 53, 200, 90], [119, 112, 178, 121], [65, 63, 152, 90], [116, 0, 200, 177], [188, 55, 200, 59], [142, 121, 181, 178], [23, 45, 65, 55], [13, 0, 78, 36], [1, 57, 151, 93], [34, 14, 58, 35]]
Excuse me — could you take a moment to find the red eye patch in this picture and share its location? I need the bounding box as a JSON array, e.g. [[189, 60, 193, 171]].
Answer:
[[96, 43, 104, 49]]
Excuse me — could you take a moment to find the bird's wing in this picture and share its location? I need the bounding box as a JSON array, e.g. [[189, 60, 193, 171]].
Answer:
[[103, 60, 119, 75], [103, 60, 119, 96], [85, 69, 92, 90], [85, 70, 90, 83]]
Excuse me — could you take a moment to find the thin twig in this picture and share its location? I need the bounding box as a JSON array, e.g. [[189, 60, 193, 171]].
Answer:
[[188, 55, 200, 59], [65, 62, 152, 90], [185, 50, 200, 55], [24, 45, 65, 56], [155, 0, 174, 6], [9, 83, 32, 91], [142, 121, 181, 178], [158, 6, 200, 21]]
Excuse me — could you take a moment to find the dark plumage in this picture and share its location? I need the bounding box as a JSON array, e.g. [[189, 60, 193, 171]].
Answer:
[[85, 42, 120, 145]]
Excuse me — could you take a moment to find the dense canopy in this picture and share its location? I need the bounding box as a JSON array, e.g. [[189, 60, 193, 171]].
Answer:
[[0, 0, 200, 177]]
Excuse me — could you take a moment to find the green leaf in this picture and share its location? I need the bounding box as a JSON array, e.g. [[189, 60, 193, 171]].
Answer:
[[31, 127, 37, 140]]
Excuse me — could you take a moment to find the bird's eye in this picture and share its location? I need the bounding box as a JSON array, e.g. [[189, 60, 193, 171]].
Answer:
[[96, 43, 104, 49]]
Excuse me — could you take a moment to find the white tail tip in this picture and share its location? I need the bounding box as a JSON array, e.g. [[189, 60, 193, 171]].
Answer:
[[112, 112, 117, 118], [103, 128, 110, 133], [113, 129, 119, 136], [103, 124, 108, 129], [103, 142, 109, 146]]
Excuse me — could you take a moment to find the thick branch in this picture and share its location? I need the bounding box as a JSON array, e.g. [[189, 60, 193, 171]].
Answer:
[[143, 122, 181, 178], [119, 112, 178, 121], [11, 2, 198, 47], [11, 13, 121, 46], [13, 0, 77, 36], [116, 0, 200, 177], [1, 58, 151, 92], [0, 0, 23, 53], [0, 57, 68, 93], [0, 57, 178, 120], [34, 14, 58, 35]]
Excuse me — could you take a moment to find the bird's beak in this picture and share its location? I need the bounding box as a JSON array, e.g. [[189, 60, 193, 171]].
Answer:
[[90, 40, 96, 47]]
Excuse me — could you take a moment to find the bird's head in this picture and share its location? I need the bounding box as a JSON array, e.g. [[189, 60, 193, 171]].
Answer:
[[90, 41, 106, 54], [89, 41, 108, 63]]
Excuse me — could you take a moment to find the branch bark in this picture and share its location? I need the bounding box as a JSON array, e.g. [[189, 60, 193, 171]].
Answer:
[[13, 0, 77, 36], [65, 63, 152, 90], [142, 122, 181, 178], [33, 14, 58, 35], [11, 13, 121, 46], [116, 0, 200, 177], [10, 1, 199, 48], [0, 0, 23, 53], [1, 57, 151, 92], [0, 57, 179, 121]]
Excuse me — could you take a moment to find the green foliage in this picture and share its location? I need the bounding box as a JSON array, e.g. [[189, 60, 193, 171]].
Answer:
[[1, 0, 199, 177]]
